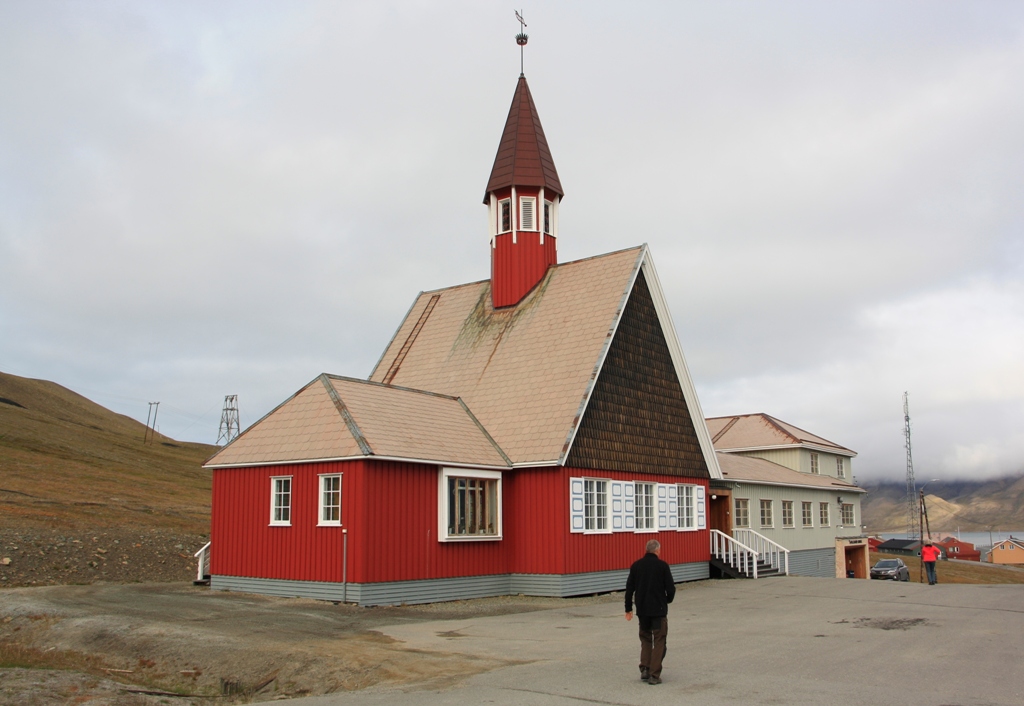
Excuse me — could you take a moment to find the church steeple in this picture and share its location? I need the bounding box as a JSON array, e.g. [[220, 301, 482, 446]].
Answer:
[[485, 75, 564, 308]]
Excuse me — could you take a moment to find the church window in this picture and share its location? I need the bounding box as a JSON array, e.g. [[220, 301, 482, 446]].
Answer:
[[841, 503, 855, 526], [544, 200, 553, 235], [583, 479, 609, 531], [678, 484, 695, 529], [499, 198, 512, 233], [810, 453, 819, 474], [440, 468, 502, 541], [836, 458, 845, 478], [634, 482, 655, 531], [270, 476, 292, 526], [318, 474, 342, 526], [819, 502, 830, 526], [760, 499, 774, 528], [802, 501, 813, 527]]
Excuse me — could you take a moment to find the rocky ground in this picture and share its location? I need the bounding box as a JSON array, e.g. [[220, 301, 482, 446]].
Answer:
[[0, 528, 208, 588]]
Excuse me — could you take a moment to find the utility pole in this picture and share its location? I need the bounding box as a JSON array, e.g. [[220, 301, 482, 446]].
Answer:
[[903, 392, 919, 541], [217, 395, 241, 445], [144, 401, 160, 445]]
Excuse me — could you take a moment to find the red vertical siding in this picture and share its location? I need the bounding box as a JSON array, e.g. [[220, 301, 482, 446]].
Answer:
[[212, 459, 511, 584], [507, 466, 710, 575], [212, 460, 710, 585], [211, 460, 359, 583], [360, 460, 509, 582]]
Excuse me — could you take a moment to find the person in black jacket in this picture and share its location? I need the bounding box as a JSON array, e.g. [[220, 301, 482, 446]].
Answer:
[[624, 539, 676, 685]]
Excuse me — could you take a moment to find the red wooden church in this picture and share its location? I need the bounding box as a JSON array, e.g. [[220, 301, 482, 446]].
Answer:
[[205, 73, 724, 605]]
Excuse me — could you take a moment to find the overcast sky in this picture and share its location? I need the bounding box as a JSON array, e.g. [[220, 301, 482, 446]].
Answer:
[[2, 1, 1023, 482]]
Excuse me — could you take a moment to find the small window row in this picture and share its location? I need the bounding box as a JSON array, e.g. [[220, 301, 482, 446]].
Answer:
[[733, 498, 855, 529], [269, 474, 341, 527], [497, 196, 555, 235]]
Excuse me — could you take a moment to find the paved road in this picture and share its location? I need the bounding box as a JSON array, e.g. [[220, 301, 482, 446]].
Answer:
[[289, 576, 1023, 706]]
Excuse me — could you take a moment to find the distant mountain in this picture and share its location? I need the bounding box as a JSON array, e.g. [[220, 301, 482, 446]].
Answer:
[[0, 371, 216, 533], [860, 475, 1024, 532]]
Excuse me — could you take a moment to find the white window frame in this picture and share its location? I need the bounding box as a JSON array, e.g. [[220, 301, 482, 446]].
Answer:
[[734, 498, 750, 528], [810, 452, 819, 474], [583, 478, 611, 533], [801, 501, 813, 528], [634, 482, 656, 532], [318, 474, 342, 526], [841, 503, 855, 527], [819, 501, 830, 527], [269, 476, 292, 527], [781, 500, 794, 528], [836, 458, 845, 478], [498, 198, 512, 233], [677, 484, 696, 530], [438, 468, 502, 542], [543, 200, 553, 235], [760, 499, 774, 528], [519, 196, 537, 231]]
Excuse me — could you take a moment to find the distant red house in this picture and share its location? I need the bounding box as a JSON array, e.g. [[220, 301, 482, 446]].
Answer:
[[937, 537, 981, 562], [867, 536, 884, 552], [204, 74, 724, 605]]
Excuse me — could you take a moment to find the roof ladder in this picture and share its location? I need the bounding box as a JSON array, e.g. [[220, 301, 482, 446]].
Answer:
[[383, 294, 440, 385]]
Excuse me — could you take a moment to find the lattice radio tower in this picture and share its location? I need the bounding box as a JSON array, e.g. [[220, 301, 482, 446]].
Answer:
[[903, 391, 920, 540], [217, 395, 241, 445]]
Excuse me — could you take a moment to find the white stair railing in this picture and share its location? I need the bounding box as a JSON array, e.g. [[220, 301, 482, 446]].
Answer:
[[710, 530, 760, 579], [194, 541, 211, 582], [733, 529, 789, 576]]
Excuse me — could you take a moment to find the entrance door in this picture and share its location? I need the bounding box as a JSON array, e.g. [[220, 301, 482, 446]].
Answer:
[[845, 545, 868, 579], [707, 490, 732, 535]]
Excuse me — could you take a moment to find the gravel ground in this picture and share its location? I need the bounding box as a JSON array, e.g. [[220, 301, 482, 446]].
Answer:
[[0, 528, 208, 588], [0, 581, 622, 703]]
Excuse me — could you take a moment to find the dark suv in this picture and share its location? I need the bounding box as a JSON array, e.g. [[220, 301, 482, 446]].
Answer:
[[870, 558, 910, 581]]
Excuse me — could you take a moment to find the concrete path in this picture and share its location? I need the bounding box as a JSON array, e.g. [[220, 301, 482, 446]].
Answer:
[[289, 577, 1023, 706]]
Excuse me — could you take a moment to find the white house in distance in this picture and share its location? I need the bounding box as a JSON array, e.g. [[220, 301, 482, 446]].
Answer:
[[705, 414, 869, 579]]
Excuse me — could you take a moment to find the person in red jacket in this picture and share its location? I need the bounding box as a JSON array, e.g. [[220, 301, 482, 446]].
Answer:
[[921, 542, 941, 585]]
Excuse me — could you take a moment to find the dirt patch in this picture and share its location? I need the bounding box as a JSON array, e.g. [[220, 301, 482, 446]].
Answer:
[[854, 617, 929, 631], [0, 582, 616, 703], [0, 528, 207, 588]]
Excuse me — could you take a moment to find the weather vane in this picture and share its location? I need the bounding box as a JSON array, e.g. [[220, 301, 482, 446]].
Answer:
[[515, 10, 528, 76]]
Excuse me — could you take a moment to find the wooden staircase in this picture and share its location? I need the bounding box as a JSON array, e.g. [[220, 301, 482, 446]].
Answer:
[[709, 529, 789, 579]]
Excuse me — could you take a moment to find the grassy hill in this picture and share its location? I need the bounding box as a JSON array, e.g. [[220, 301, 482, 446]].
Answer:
[[0, 371, 216, 533], [861, 475, 1024, 533]]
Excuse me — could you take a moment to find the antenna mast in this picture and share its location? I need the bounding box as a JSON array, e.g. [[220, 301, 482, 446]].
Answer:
[[903, 391, 919, 540], [217, 395, 241, 445]]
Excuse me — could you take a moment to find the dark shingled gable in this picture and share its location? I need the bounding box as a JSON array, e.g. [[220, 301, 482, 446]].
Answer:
[[565, 271, 710, 478], [483, 75, 563, 202]]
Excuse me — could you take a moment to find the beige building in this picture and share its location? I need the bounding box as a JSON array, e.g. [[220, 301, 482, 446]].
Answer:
[[707, 414, 868, 579], [987, 537, 1024, 565]]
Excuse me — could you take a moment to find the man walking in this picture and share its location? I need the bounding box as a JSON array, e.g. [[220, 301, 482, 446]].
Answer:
[[921, 541, 941, 585], [625, 539, 676, 685]]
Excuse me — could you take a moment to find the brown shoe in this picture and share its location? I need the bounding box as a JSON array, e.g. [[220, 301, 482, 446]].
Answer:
[[648, 676, 662, 685]]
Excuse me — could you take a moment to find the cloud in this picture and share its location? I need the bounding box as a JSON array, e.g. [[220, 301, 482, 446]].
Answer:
[[1, 1, 1023, 482]]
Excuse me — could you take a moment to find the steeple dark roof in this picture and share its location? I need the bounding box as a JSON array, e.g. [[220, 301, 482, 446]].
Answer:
[[483, 75, 564, 203]]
